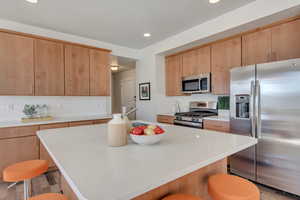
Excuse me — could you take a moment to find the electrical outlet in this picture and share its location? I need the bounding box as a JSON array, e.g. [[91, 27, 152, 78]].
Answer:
[[8, 104, 14, 112]]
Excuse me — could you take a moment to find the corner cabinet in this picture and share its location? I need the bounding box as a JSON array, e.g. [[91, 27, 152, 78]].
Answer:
[[65, 45, 90, 96], [271, 19, 300, 61], [211, 37, 242, 95], [0, 32, 34, 95], [90, 50, 111, 96], [34, 39, 65, 96], [165, 55, 183, 96]]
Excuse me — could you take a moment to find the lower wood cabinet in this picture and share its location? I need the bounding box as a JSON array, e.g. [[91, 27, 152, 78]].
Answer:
[[0, 136, 39, 180], [69, 120, 94, 127], [203, 120, 230, 133], [157, 115, 175, 124], [93, 118, 111, 124]]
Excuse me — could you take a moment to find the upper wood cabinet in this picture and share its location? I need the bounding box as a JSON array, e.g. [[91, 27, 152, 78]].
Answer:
[[0, 32, 34, 95], [182, 46, 211, 77], [65, 45, 90, 96], [35, 39, 65, 96], [242, 29, 272, 66], [165, 55, 183, 96], [90, 50, 111, 96], [271, 19, 300, 61], [211, 37, 242, 95]]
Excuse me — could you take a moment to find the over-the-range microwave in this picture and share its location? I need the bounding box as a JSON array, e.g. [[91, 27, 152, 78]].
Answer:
[[181, 73, 211, 94]]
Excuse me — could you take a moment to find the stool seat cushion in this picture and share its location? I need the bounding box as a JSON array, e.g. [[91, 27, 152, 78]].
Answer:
[[3, 160, 48, 182], [208, 174, 260, 200], [29, 193, 67, 200], [162, 194, 203, 200]]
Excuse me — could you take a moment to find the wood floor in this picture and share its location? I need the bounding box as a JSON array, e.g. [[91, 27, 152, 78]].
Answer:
[[0, 171, 299, 200]]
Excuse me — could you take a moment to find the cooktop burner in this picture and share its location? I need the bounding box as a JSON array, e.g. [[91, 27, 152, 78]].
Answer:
[[175, 111, 217, 118]]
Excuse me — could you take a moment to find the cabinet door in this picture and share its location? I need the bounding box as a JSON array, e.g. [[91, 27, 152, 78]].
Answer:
[[35, 39, 65, 96], [165, 55, 183, 96], [182, 46, 211, 77], [203, 120, 230, 132], [0, 32, 34, 95], [0, 136, 39, 180], [90, 50, 111, 96], [65, 45, 90, 96], [242, 29, 272, 65], [93, 119, 111, 124], [69, 120, 94, 127], [271, 19, 300, 61], [39, 123, 69, 168], [211, 37, 241, 95]]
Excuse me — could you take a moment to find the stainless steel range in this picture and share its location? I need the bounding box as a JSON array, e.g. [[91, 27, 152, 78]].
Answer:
[[174, 101, 218, 128]]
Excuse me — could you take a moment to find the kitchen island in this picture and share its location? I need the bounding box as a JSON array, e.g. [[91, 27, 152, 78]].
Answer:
[[37, 122, 257, 200]]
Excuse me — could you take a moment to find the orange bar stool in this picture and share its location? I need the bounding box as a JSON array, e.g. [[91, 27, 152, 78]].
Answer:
[[29, 193, 67, 200], [162, 194, 203, 200], [208, 173, 260, 200], [3, 160, 49, 200]]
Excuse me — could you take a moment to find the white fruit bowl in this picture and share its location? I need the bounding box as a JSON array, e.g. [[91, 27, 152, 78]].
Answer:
[[130, 133, 165, 145]]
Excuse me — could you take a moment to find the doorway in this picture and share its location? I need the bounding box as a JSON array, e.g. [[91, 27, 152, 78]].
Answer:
[[111, 56, 137, 120]]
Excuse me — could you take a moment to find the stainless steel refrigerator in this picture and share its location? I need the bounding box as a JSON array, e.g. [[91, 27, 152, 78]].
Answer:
[[230, 58, 300, 196]]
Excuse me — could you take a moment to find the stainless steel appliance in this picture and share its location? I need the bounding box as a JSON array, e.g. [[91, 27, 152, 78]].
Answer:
[[174, 101, 217, 128], [182, 73, 211, 94], [230, 58, 300, 196]]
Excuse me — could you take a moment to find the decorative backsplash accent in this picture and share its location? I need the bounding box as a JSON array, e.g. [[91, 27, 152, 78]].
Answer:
[[218, 96, 230, 110], [0, 96, 111, 122]]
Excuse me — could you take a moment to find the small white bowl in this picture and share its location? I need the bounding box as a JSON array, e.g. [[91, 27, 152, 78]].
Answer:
[[130, 133, 165, 145]]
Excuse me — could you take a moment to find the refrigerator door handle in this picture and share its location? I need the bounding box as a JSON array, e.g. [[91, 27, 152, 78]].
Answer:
[[255, 80, 262, 138], [250, 80, 256, 138]]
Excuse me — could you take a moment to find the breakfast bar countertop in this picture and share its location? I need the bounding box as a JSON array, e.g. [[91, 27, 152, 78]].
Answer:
[[37, 122, 257, 200]]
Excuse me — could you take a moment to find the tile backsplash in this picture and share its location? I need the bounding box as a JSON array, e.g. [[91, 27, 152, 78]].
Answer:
[[0, 96, 111, 122]]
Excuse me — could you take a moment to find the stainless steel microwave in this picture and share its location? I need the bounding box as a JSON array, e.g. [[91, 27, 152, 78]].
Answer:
[[182, 73, 211, 94]]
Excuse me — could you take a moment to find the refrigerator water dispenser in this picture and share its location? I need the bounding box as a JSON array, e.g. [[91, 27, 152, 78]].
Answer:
[[235, 95, 250, 119]]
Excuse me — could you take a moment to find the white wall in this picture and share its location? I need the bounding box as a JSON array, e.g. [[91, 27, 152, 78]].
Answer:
[[136, 0, 300, 121], [0, 96, 110, 122]]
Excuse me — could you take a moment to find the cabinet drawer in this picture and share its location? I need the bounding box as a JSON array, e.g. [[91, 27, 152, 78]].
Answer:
[[0, 126, 39, 140], [157, 115, 175, 124], [40, 123, 69, 130], [93, 118, 111, 124], [204, 120, 230, 132], [69, 120, 94, 127]]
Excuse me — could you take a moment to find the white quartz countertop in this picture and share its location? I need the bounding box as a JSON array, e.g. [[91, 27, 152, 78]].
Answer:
[[203, 115, 230, 122], [37, 122, 257, 200], [0, 114, 112, 128]]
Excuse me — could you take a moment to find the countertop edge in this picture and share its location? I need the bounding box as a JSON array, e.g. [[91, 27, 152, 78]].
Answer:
[[0, 115, 112, 128]]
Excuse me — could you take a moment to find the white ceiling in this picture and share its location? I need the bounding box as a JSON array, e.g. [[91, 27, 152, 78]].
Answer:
[[0, 0, 254, 49]]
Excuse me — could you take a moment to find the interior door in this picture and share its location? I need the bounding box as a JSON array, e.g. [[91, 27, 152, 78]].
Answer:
[[256, 59, 300, 195], [230, 65, 256, 181], [121, 79, 136, 120]]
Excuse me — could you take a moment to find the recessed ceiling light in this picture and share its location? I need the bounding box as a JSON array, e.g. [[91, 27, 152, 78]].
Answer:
[[209, 0, 220, 4], [143, 33, 151, 37], [26, 0, 38, 3]]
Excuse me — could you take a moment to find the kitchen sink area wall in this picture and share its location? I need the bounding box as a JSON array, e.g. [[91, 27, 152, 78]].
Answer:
[[0, 96, 111, 122]]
